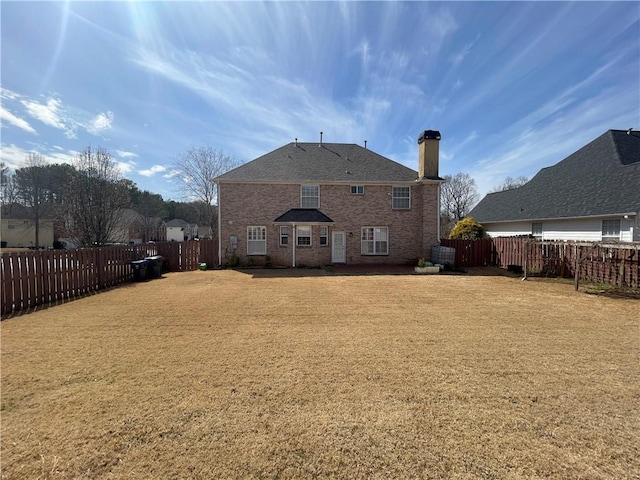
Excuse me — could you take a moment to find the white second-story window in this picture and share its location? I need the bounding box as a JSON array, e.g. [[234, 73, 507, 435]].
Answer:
[[392, 187, 410, 209], [301, 185, 319, 208]]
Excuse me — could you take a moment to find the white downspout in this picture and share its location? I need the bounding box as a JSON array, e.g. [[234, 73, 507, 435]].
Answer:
[[292, 223, 296, 267], [217, 182, 222, 266], [437, 183, 441, 242]]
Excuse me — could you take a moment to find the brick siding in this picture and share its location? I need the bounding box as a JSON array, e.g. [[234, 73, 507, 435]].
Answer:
[[218, 182, 439, 267]]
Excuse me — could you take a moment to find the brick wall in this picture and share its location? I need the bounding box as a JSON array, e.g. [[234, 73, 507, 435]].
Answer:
[[218, 182, 439, 267]]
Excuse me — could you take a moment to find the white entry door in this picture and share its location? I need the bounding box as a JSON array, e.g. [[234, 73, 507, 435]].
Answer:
[[332, 231, 346, 263]]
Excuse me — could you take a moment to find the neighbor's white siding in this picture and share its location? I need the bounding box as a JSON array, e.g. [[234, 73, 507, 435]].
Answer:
[[484, 216, 636, 242], [166, 226, 185, 242]]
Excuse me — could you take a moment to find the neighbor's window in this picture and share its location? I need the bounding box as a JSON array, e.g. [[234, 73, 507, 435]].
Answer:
[[297, 226, 312, 246], [350, 185, 364, 195], [392, 186, 410, 209], [531, 222, 543, 240], [602, 219, 621, 241], [301, 185, 319, 208], [319, 226, 328, 246], [361, 227, 388, 255], [247, 226, 266, 255], [279, 226, 289, 246]]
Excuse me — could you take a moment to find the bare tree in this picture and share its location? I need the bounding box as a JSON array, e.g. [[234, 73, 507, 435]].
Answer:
[[172, 147, 239, 232], [441, 172, 479, 223], [0, 162, 16, 206], [66, 146, 131, 246], [13, 153, 51, 247], [492, 175, 528, 192]]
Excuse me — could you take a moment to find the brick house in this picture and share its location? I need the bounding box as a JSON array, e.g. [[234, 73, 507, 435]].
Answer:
[[214, 130, 444, 267]]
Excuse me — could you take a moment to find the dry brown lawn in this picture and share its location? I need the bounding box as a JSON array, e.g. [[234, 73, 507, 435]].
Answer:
[[1, 268, 638, 479]]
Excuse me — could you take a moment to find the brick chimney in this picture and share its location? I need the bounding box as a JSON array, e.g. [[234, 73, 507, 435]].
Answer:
[[418, 130, 441, 179]]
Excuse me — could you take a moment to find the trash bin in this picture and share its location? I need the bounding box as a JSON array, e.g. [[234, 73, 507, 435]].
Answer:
[[131, 259, 148, 281], [145, 255, 164, 278]]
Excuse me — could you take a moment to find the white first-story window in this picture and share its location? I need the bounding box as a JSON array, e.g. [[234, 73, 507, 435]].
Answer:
[[602, 219, 621, 241], [247, 226, 266, 255], [297, 226, 312, 246], [531, 222, 543, 240], [361, 227, 388, 255], [279, 226, 289, 245], [319, 226, 328, 245]]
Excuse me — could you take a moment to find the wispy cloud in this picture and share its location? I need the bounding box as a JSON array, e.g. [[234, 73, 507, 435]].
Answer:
[[21, 97, 66, 129], [0, 106, 37, 134], [86, 111, 114, 135], [449, 41, 474, 67], [139, 165, 166, 177], [0, 143, 78, 169], [116, 149, 138, 158], [116, 161, 136, 174]]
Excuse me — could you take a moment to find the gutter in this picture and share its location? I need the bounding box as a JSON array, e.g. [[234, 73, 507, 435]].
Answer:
[[480, 212, 638, 224]]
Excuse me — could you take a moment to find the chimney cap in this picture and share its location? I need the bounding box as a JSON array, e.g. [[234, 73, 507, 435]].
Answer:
[[418, 130, 441, 143]]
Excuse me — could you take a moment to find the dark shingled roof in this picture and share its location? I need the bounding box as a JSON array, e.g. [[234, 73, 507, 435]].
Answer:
[[274, 208, 334, 224], [215, 142, 418, 183], [469, 130, 640, 223]]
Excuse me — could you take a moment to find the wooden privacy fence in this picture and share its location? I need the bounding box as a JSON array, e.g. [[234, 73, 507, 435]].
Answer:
[[1, 239, 217, 318], [440, 238, 640, 288]]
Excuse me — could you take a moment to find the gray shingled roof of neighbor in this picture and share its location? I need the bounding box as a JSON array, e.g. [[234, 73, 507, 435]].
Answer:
[[273, 208, 334, 224], [215, 143, 420, 183], [469, 130, 640, 223], [165, 219, 191, 228]]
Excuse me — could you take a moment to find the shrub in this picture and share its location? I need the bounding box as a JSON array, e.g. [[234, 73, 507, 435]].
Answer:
[[228, 253, 239, 267], [449, 217, 486, 240]]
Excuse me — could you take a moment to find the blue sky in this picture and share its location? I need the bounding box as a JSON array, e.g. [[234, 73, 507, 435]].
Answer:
[[1, 1, 638, 201]]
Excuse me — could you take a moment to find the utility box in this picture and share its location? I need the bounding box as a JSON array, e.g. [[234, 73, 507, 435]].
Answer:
[[431, 245, 456, 266]]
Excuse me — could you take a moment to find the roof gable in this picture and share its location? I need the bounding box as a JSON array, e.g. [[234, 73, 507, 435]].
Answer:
[[215, 142, 417, 183], [470, 130, 640, 223]]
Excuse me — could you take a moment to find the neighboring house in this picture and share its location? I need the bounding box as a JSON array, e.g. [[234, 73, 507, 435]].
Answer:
[[166, 219, 198, 241], [469, 129, 640, 242], [214, 130, 444, 267], [110, 209, 167, 244], [0, 204, 55, 248], [198, 224, 214, 240]]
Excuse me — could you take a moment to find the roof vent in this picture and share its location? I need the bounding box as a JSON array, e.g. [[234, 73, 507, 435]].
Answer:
[[319, 131, 323, 147], [364, 140, 367, 149], [295, 137, 298, 146]]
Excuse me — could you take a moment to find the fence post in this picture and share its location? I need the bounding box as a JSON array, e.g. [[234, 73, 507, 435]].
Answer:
[[574, 244, 580, 291]]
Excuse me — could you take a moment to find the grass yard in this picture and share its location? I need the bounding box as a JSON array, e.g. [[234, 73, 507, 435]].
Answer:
[[1, 268, 638, 479]]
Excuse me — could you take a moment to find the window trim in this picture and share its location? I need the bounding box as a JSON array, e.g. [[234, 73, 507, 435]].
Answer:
[[296, 225, 312, 246], [602, 219, 621, 241], [392, 186, 410, 210], [350, 185, 364, 195], [301, 185, 320, 209], [361, 226, 389, 255], [247, 226, 267, 255], [279, 226, 289, 246]]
